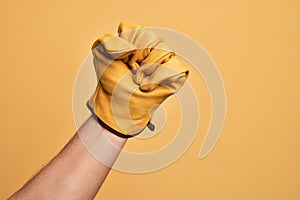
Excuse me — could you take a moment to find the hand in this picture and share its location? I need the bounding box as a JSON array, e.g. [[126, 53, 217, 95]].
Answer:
[[88, 21, 189, 137]]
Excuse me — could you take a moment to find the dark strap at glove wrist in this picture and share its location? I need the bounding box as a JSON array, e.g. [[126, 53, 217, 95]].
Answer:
[[86, 102, 154, 138]]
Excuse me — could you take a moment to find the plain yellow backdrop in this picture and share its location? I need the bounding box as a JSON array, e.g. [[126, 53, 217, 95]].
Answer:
[[1, 0, 299, 199]]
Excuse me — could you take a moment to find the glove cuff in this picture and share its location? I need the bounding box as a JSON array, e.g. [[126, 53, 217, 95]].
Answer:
[[86, 102, 154, 138]]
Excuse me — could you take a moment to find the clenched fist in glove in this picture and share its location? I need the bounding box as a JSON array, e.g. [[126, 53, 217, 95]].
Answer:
[[87, 21, 189, 138]]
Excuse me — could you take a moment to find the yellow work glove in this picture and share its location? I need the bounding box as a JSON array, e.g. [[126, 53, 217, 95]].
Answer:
[[87, 21, 189, 138]]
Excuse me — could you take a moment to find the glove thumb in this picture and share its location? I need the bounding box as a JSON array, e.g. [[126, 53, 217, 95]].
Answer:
[[139, 56, 189, 92]]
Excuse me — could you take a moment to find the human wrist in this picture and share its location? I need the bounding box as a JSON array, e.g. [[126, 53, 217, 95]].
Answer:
[[78, 116, 127, 167]]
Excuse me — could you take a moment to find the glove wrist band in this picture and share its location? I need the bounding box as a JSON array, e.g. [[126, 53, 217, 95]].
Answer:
[[87, 102, 154, 138]]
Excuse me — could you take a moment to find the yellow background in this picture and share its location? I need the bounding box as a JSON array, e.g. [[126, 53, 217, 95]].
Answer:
[[1, 0, 299, 199]]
